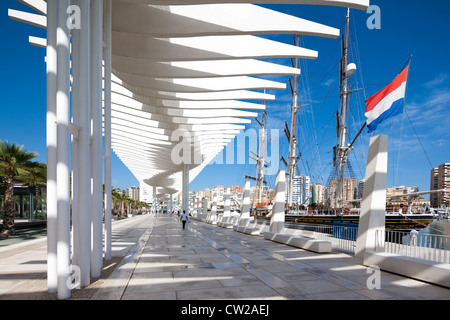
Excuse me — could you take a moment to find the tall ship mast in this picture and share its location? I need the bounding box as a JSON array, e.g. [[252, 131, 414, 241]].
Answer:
[[334, 8, 357, 209], [282, 35, 301, 210], [281, 10, 434, 230], [245, 109, 268, 214]]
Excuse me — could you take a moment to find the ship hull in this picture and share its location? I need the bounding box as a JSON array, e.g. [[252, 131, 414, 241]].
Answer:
[[283, 214, 435, 230]]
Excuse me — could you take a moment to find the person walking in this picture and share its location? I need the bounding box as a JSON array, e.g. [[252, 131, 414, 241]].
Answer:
[[409, 228, 418, 246], [180, 210, 189, 230]]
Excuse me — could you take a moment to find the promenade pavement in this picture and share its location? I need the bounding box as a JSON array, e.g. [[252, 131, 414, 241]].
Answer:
[[0, 213, 449, 301]]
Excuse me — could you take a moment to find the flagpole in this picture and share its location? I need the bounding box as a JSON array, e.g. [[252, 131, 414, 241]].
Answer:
[[349, 122, 366, 150], [400, 54, 413, 73]]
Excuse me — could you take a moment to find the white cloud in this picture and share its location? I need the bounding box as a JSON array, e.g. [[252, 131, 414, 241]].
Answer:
[[424, 73, 448, 88]]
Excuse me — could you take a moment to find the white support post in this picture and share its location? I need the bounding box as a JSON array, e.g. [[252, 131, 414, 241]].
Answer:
[[270, 170, 286, 233], [355, 135, 388, 259], [239, 181, 251, 226], [71, 0, 81, 271], [90, 0, 103, 278], [211, 194, 217, 217], [46, 0, 57, 294], [56, 0, 71, 300], [77, 0, 91, 287], [182, 164, 189, 215], [103, 0, 112, 261], [152, 187, 157, 214], [224, 187, 231, 217], [203, 197, 208, 215], [169, 194, 173, 214]]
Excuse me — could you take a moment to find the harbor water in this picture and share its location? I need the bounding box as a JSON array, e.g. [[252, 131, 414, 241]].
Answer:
[[414, 219, 450, 250]]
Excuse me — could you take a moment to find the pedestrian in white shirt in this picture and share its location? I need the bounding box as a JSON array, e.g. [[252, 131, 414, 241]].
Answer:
[[180, 210, 189, 230], [409, 228, 418, 246]]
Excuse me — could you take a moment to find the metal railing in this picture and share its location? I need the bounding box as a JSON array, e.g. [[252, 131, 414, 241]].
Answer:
[[284, 222, 356, 254], [375, 229, 450, 264]]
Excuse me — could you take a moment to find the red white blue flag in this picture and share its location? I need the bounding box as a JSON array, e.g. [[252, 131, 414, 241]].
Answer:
[[365, 66, 409, 133]]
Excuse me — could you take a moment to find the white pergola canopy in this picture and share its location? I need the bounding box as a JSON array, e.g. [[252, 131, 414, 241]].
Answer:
[[109, 0, 367, 196], [9, 0, 369, 196]]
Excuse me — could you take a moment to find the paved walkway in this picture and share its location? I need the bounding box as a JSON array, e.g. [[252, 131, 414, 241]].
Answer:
[[0, 214, 449, 300], [0, 215, 153, 299]]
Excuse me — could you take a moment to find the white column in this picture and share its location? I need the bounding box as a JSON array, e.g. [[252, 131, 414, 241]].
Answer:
[[90, 0, 103, 278], [46, 0, 58, 294], [355, 135, 388, 259], [211, 193, 217, 223], [203, 197, 208, 215], [152, 187, 157, 214], [71, 0, 80, 270], [270, 170, 286, 233], [169, 194, 173, 214], [103, 0, 112, 261], [56, 0, 71, 300], [224, 187, 231, 217], [239, 181, 251, 226], [78, 0, 91, 287], [182, 164, 189, 214]]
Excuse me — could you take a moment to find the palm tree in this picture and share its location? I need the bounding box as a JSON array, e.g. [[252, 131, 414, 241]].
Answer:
[[0, 140, 38, 236], [111, 188, 120, 217], [16, 162, 46, 221], [112, 190, 128, 218]]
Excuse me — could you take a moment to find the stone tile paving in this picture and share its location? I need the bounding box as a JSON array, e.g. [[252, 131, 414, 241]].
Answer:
[[0, 214, 449, 301], [119, 216, 450, 300]]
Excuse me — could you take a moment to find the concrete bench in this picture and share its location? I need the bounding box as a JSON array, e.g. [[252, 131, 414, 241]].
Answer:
[[217, 217, 235, 229], [264, 231, 332, 253], [205, 216, 217, 225], [233, 225, 261, 236], [364, 251, 450, 288]]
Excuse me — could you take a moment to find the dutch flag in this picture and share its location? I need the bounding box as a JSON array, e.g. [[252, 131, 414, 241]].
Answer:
[[365, 65, 409, 133]]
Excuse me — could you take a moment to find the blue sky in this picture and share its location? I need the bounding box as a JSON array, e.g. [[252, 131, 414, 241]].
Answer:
[[1, 0, 449, 198]]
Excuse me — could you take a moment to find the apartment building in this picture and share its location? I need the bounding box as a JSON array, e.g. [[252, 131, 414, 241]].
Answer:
[[292, 175, 310, 205], [329, 178, 357, 207], [125, 186, 140, 201], [386, 186, 418, 204], [310, 184, 328, 206], [430, 163, 450, 207]]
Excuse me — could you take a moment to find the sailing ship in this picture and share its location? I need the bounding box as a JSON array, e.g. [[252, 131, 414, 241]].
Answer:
[[252, 10, 436, 230], [245, 109, 271, 216]]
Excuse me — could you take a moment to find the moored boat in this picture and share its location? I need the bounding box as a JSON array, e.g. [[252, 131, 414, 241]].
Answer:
[[283, 211, 434, 230]]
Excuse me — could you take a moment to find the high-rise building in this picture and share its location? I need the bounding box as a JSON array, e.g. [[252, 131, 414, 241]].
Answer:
[[430, 163, 450, 207], [329, 178, 357, 207], [430, 168, 439, 207], [125, 186, 140, 201], [291, 175, 310, 206], [343, 178, 357, 202], [139, 183, 152, 204], [310, 184, 328, 206], [358, 179, 365, 200]]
